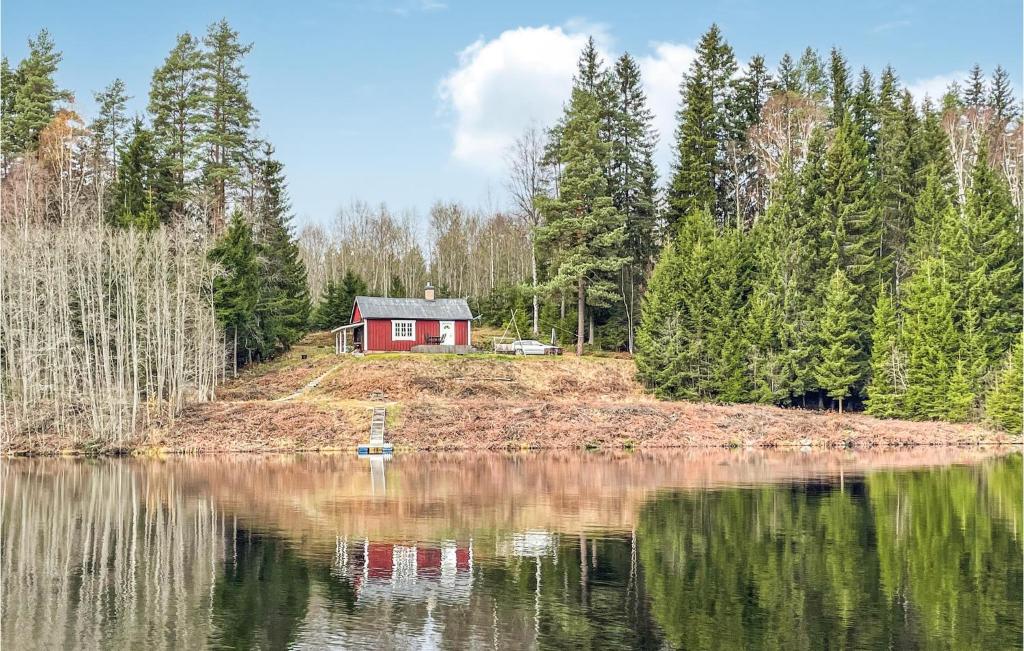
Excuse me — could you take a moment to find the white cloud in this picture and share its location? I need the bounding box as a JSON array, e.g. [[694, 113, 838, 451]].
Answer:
[[871, 19, 912, 34], [438, 26, 595, 172], [906, 71, 966, 105], [388, 0, 447, 16], [637, 42, 697, 172], [439, 25, 694, 176]]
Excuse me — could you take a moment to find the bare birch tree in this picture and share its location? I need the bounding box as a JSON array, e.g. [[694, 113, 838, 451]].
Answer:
[[506, 125, 552, 333]]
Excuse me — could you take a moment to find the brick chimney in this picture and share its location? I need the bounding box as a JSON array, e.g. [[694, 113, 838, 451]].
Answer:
[[424, 282, 435, 301]]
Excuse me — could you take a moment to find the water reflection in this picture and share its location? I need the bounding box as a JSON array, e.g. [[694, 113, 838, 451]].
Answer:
[[2, 449, 1021, 650]]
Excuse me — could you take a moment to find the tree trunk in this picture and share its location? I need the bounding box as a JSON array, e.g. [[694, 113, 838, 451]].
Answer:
[[530, 235, 539, 335], [838, 397, 844, 414], [588, 311, 594, 346], [576, 279, 585, 356], [233, 326, 238, 378]]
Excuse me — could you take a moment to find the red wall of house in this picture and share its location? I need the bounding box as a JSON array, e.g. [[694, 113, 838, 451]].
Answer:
[[364, 318, 468, 351], [352, 304, 362, 323]]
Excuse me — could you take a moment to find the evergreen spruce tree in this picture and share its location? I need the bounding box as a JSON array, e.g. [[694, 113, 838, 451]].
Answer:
[[874, 82, 916, 290], [851, 68, 877, 148], [944, 359, 974, 423], [666, 24, 736, 228], [821, 117, 877, 295], [901, 257, 958, 419], [754, 161, 812, 403], [251, 144, 310, 353], [814, 268, 863, 412], [828, 47, 851, 124], [89, 79, 130, 173], [388, 274, 406, 298], [909, 166, 954, 261], [635, 211, 716, 397], [199, 19, 257, 232], [913, 98, 955, 188], [796, 47, 827, 100], [962, 150, 1023, 368], [9, 29, 72, 153], [707, 227, 750, 401], [987, 65, 1019, 121], [609, 52, 658, 352], [964, 64, 986, 107], [107, 118, 162, 230], [537, 82, 627, 356], [985, 337, 1023, 435], [864, 285, 902, 417], [312, 271, 367, 330], [774, 53, 800, 94], [0, 56, 18, 166], [724, 54, 771, 227], [209, 211, 260, 373], [149, 32, 205, 223], [794, 129, 831, 402]]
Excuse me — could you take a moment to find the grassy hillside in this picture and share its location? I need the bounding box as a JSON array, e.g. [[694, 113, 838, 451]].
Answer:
[[9, 331, 1018, 455], [149, 332, 1016, 455]]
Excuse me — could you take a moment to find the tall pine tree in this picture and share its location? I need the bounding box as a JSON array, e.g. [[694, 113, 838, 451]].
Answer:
[[199, 19, 257, 232], [149, 32, 205, 224], [667, 24, 736, 228], [537, 84, 627, 356]]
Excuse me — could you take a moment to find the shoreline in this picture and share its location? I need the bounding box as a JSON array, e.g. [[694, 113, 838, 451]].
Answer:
[[7, 339, 1020, 457]]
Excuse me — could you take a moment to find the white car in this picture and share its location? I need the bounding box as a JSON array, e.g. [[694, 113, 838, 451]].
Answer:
[[512, 340, 563, 355]]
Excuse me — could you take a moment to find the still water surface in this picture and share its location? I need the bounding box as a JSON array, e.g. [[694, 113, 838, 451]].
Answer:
[[2, 449, 1021, 650]]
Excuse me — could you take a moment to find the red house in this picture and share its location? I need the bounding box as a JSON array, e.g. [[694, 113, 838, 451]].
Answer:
[[332, 283, 474, 353]]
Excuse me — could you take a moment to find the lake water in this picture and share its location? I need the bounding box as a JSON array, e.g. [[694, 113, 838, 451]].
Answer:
[[2, 449, 1021, 650]]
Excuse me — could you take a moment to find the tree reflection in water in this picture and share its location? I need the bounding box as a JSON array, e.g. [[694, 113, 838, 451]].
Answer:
[[2, 451, 1020, 650]]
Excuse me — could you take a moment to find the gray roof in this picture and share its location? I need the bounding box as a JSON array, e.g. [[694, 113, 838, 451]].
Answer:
[[353, 296, 473, 321]]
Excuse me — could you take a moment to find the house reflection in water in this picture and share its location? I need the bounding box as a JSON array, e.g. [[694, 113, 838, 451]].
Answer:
[[332, 537, 474, 605]]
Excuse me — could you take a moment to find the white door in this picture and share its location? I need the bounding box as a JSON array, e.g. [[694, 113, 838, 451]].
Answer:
[[439, 321, 455, 345]]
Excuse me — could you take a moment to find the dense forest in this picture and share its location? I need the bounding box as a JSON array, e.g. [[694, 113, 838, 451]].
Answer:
[[478, 27, 1022, 431], [0, 22, 1021, 443], [1, 23, 310, 440]]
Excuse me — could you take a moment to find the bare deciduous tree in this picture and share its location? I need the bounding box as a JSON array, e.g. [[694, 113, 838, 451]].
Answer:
[[506, 125, 552, 333]]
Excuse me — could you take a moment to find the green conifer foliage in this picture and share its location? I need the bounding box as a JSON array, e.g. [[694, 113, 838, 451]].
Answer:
[[944, 359, 974, 423], [987, 65, 1019, 121], [199, 20, 257, 231], [828, 48, 851, 124], [964, 64, 986, 107], [209, 212, 260, 371], [635, 211, 716, 398], [820, 118, 877, 295], [796, 47, 827, 100], [149, 32, 205, 223], [312, 271, 367, 330], [814, 268, 863, 412], [962, 152, 1023, 368], [107, 118, 162, 230], [901, 258, 958, 420], [774, 53, 799, 94], [88, 79, 129, 178], [865, 286, 902, 417], [707, 228, 750, 401], [985, 337, 1023, 435], [537, 81, 627, 356], [250, 145, 310, 353], [8, 30, 72, 154], [667, 24, 736, 227]]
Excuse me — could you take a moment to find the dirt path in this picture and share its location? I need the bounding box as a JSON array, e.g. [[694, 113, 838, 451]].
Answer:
[[274, 362, 346, 402]]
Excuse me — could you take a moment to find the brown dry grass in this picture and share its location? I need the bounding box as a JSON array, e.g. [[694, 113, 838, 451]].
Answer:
[[9, 331, 1020, 455]]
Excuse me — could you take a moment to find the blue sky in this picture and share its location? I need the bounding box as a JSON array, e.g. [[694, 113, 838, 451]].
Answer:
[[3, 0, 1021, 228]]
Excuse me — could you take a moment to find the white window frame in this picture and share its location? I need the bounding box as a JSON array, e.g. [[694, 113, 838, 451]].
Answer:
[[391, 319, 416, 341]]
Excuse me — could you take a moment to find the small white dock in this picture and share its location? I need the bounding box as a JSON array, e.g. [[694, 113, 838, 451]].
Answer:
[[358, 406, 393, 455]]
